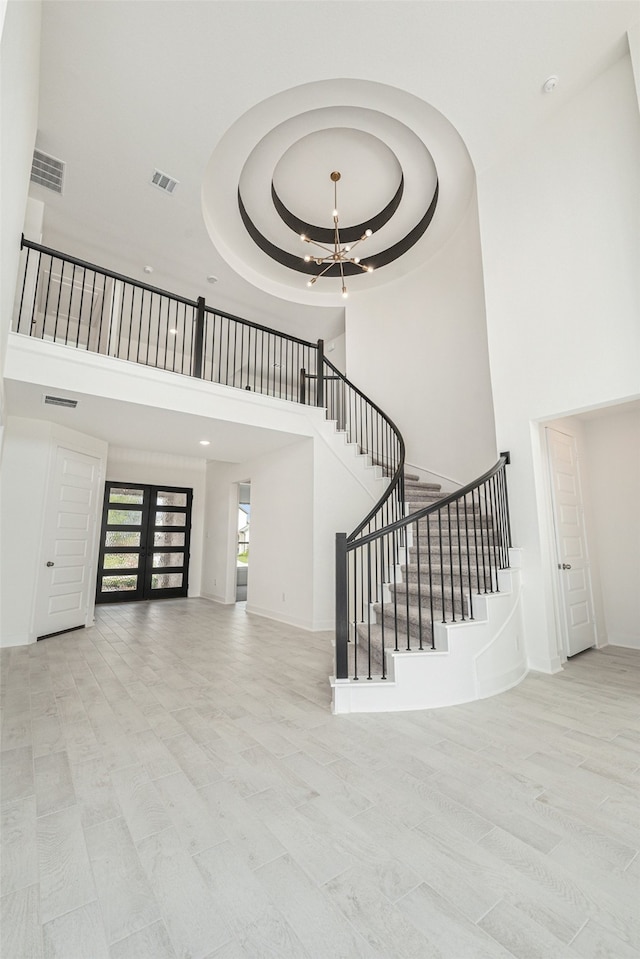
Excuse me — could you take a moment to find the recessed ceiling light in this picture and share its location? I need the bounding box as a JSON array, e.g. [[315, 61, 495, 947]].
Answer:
[[542, 75, 559, 94], [143, 265, 154, 274], [199, 440, 210, 446], [207, 275, 218, 284]]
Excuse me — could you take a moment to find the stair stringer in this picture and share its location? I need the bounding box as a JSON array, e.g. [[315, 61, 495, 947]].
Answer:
[[331, 548, 526, 713]]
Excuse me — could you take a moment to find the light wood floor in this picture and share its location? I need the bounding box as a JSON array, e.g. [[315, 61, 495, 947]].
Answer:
[[1, 598, 639, 959]]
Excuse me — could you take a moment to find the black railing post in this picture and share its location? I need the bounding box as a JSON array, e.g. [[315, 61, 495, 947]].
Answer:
[[335, 532, 349, 679], [193, 296, 205, 378], [317, 338, 325, 408], [299, 368, 306, 405]]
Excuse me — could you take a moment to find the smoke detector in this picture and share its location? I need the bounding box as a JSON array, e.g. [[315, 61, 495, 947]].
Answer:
[[31, 150, 65, 194], [150, 169, 179, 194]]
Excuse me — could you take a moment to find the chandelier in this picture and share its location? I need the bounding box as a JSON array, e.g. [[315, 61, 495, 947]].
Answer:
[[300, 172, 374, 298]]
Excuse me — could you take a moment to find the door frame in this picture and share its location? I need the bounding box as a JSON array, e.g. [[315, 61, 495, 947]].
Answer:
[[95, 481, 193, 604]]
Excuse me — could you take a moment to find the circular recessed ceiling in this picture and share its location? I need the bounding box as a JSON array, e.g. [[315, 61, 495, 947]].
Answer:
[[202, 78, 475, 305], [272, 128, 402, 228]]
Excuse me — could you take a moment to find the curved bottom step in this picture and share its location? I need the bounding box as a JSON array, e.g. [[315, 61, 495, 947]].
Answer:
[[332, 558, 526, 713]]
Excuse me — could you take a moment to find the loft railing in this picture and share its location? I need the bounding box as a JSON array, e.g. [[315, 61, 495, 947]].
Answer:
[[14, 237, 320, 403], [335, 455, 512, 682]]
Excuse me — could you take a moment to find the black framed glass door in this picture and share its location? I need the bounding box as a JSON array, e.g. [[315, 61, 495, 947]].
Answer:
[[96, 483, 192, 604]]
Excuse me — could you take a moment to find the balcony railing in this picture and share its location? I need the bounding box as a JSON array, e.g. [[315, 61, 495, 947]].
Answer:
[[14, 237, 320, 404]]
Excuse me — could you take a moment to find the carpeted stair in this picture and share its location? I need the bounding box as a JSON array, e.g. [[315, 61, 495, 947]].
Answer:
[[348, 471, 499, 679]]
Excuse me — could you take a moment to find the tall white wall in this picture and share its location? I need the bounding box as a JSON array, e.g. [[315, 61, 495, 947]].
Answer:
[[477, 53, 640, 671], [0, 1, 41, 445], [106, 447, 207, 597], [345, 191, 497, 484], [582, 405, 640, 650]]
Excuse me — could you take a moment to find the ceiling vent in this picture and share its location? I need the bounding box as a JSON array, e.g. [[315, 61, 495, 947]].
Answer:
[[31, 150, 65, 194], [43, 394, 77, 409], [151, 169, 179, 194]]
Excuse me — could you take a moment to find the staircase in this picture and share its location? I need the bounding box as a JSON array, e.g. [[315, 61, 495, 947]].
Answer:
[[334, 456, 526, 713]]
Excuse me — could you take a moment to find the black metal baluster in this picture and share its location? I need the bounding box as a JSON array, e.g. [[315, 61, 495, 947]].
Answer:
[[464, 493, 473, 620], [415, 519, 423, 650], [17, 245, 31, 333], [94, 273, 111, 356], [65, 262, 76, 344], [425, 517, 435, 648], [53, 258, 65, 342], [75, 266, 86, 348], [489, 475, 499, 590], [366, 542, 373, 680], [456, 499, 465, 620]]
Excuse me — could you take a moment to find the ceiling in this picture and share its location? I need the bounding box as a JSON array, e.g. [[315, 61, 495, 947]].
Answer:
[[10, 1, 638, 464], [30, 0, 638, 344], [4, 378, 306, 464]]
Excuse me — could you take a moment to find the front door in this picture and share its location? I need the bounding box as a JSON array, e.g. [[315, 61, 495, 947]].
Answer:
[[35, 445, 103, 639], [96, 483, 192, 603], [546, 427, 597, 657]]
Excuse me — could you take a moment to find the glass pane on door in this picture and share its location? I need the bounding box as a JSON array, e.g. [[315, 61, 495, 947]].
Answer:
[[151, 573, 183, 589], [107, 508, 142, 525], [101, 574, 138, 592], [154, 511, 186, 527], [153, 531, 185, 547], [109, 487, 144, 504]]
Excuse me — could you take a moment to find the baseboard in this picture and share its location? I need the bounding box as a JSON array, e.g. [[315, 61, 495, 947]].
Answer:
[[0, 631, 34, 648], [527, 655, 564, 674], [245, 603, 315, 631], [606, 634, 640, 650], [200, 592, 234, 606]]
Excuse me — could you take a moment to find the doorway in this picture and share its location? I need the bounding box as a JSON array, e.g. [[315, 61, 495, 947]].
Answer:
[[96, 482, 192, 603], [236, 482, 250, 602]]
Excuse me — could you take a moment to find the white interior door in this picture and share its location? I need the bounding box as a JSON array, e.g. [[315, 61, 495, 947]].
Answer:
[[546, 427, 597, 657], [35, 445, 102, 639]]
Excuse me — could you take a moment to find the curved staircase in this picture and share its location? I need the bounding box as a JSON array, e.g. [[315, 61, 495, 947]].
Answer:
[[333, 457, 526, 713]]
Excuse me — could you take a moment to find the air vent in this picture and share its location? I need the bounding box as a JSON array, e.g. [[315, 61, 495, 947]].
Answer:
[[151, 169, 179, 194], [31, 150, 65, 194], [43, 395, 77, 409]]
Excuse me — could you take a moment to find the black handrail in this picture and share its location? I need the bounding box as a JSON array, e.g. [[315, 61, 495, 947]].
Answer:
[[353, 454, 510, 548], [14, 237, 318, 400], [322, 356, 406, 541], [335, 455, 512, 681]]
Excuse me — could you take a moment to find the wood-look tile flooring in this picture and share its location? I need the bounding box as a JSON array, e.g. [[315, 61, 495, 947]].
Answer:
[[1, 599, 639, 958]]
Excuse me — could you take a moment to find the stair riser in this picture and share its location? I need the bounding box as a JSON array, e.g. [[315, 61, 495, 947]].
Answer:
[[387, 591, 467, 616], [401, 569, 497, 591], [374, 609, 443, 646]]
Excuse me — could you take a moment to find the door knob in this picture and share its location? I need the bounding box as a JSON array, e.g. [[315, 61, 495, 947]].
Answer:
[[557, 563, 571, 570], [46, 561, 55, 567]]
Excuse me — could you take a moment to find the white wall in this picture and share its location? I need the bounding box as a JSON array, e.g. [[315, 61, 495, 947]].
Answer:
[[106, 447, 207, 597], [345, 190, 497, 485], [478, 53, 640, 672], [0, 417, 107, 646], [202, 440, 314, 628], [202, 429, 379, 631], [582, 405, 640, 649], [0, 0, 41, 446]]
